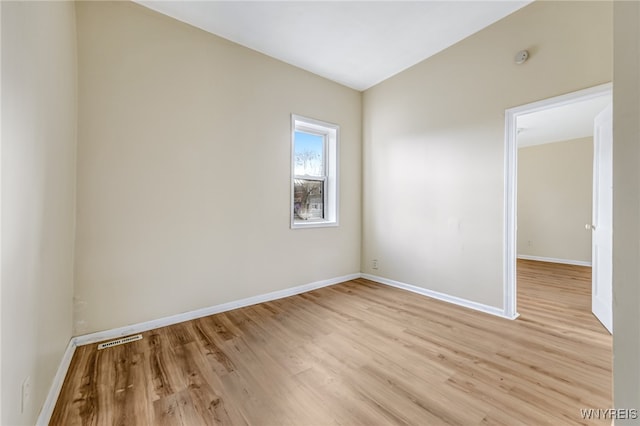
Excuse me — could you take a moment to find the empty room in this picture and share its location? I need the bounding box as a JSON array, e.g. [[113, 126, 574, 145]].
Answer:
[[2, 1, 639, 425]]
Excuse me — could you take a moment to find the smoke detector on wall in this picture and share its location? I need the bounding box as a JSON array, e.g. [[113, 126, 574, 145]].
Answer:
[[515, 50, 529, 65]]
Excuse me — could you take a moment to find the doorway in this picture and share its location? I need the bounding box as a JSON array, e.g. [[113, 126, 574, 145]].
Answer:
[[503, 83, 613, 320]]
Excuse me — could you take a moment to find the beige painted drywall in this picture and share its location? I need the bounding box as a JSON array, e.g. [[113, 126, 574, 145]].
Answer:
[[362, 1, 612, 309], [1, 1, 77, 424], [517, 137, 593, 263], [613, 0, 640, 418], [73, 1, 362, 334]]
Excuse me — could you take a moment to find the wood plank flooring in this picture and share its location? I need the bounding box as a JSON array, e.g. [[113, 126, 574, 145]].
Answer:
[[51, 260, 612, 425]]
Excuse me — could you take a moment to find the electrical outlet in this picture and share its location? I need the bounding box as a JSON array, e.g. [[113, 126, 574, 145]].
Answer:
[[527, 240, 532, 247], [372, 259, 378, 270], [21, 376, 31, 414]]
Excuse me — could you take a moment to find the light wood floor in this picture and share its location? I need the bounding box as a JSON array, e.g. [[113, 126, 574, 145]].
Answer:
[[51, 260, 612, 425]]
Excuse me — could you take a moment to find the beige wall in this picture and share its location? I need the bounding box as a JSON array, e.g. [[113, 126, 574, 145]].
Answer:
[[73, 1, 362, 334], [613, 0, 640, 418], [362, 1, 612, 309], [517, 137, 593, 263], [1, 2, 77, 424]]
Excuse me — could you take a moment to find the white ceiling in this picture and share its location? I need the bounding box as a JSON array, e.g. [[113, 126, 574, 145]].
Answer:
[[135, 0, 532, 91], [517, 95, 612, 148]]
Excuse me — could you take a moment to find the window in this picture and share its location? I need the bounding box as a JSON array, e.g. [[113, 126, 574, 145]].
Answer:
[[291, 115, 338, 228]]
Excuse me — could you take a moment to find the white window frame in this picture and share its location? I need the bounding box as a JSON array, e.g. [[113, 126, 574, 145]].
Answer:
[[291, 114, 339, 229]]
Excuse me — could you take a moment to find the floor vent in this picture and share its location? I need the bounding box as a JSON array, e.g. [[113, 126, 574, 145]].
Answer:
[[97, 334, 142, 350]]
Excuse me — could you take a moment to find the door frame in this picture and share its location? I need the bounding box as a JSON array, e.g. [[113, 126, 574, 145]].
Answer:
[[503, 82, 613, 319]]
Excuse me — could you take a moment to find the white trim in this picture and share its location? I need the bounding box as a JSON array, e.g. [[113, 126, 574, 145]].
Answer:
[[503, 83, 612, 320], [74, 273, 360, 346], [504, 104, 519, 319], [517, 254, 592, 267], [36, 339, 77, 426], [38, 270, 524, 424], [361, 273, 519, 320], [37, 273, 358, 424]]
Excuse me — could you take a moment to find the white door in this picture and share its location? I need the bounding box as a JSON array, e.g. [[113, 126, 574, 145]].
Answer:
[[591, 104, 613, 334]]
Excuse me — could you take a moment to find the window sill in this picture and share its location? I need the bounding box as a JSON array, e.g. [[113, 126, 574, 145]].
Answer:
[[291, 220, 338, 229]]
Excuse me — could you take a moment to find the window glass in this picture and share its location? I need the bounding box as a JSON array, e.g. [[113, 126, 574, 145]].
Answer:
[[293, 179, 324, 220], [294, 131, 324, 177]]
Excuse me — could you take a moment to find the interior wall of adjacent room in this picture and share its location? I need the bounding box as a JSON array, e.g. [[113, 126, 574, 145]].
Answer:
[[361, 1, 612, 309], [613, 0, 640, 417], [73, 1, 362, 334], [1, 2, 77, 424], [517, 137, 593, 264]]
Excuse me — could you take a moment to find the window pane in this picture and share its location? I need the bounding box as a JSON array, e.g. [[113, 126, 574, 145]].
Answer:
[[294, 131, 324, 176], [293, 179, 324, 220]]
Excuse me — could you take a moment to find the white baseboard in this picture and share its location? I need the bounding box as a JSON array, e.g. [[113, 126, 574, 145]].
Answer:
[[517, 254, 591, 267], [38, 270, 516, 425], [74, 271, 517, 347], [36, 339, 77, 425], [74, 273, 361, 346], [37, 273, 360, 425], [361, 273, 516, 320]]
